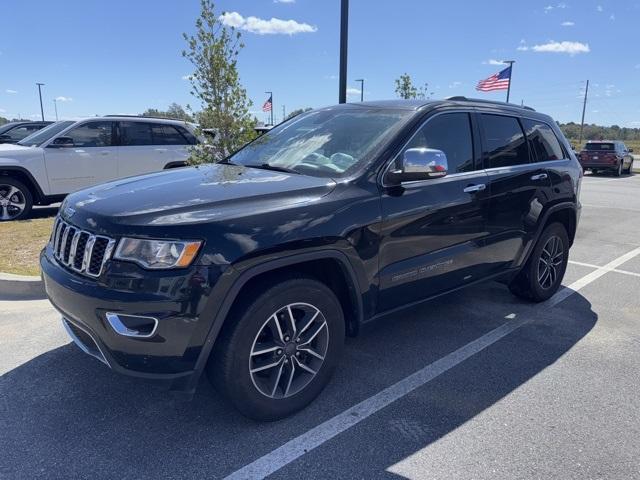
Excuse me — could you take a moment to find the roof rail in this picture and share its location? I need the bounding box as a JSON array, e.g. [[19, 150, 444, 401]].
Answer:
[[103, 114, 188, 121], [444, 96, 536, 112]]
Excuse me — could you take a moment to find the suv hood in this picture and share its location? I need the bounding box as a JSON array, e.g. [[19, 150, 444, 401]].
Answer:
[[0, 143, 41, 155], [65, 163, 337, 227]]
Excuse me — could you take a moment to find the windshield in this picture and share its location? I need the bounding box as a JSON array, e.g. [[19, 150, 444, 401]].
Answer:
[[0, 123, 20, 135], [585, 142, 615, 151], [227, 107, 412, 178], [18, 121, 74, 147]]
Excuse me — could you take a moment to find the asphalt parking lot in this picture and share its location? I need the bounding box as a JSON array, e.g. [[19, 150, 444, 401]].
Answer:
[[1, 172, 639, 479]]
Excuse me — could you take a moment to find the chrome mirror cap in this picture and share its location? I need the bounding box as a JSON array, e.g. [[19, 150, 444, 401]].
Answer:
[[387, 148, 449, 184]]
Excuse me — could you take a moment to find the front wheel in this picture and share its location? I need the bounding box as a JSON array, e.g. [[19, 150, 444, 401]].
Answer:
[[509, 223, 569, 302], [625, 159, 633, 174], [0, 178, 33, 221], [208, 276, 345, 421]]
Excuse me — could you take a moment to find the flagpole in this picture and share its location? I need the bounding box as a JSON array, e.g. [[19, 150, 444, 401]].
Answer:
[[503, 60, 515, 103], [265, 91, 273, 125]]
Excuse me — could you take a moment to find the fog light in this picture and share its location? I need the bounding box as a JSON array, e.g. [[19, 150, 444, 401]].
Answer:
[[106, 313, 158, 338]]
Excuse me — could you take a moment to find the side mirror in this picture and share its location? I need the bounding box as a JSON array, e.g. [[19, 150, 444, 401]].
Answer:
[[629, 148, 634, 153], [386, 148, 448, 184], [48, 136, 74, 148], [0, 134, 12, 144]]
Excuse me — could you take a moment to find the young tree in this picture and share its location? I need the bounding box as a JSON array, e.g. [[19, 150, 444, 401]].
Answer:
[[142, 103, 194, 122], [285, 107, 313, 120], [183, 0, 256, 163], [394, 74, 431, 100]]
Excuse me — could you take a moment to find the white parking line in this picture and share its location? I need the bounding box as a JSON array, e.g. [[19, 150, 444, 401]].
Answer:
[[224, 246, 640, 480], [569, 260, 640, 279]]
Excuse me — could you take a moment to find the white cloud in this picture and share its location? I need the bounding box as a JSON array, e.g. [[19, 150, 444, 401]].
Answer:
[[449, 81, 462, 89], [517, 45, 529, 51], [5, 89, 17, 94], [530, 41, 590, 55], [482, 59, 505, 65], [596, 5, 603, 11], [219, 11, 317, 35], [544, 5, 554, 13], [346, 87, 361, 96], [324, 74, 338, 80], [609, 13, 615, 20], [561, 21, 575, 26], [274, 0, 295, 3], [55, 96, 73, 102], [0, 108, 6, 113], [635, 64, 640, 69]]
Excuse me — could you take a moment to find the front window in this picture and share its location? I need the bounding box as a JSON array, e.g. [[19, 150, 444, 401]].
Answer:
[[227, 107, 412, 178], [18, 121, 74, 147], [64, 121, 115, 147]]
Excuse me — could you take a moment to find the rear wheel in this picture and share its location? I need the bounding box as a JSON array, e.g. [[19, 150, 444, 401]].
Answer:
[[509, 223, 569, 302], [208, 276, 345, 421], [591, 168, 599, 175], [0, 178, 33, 221], [614, 161, 623, 177], [625, 159, 633, 174]]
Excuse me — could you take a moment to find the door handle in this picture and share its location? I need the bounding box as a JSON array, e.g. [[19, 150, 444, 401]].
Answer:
[[463, 184, 486, 193], [154, 148, 168, 153], [531, 173, 548, 181], [99, 151, 109, 156]]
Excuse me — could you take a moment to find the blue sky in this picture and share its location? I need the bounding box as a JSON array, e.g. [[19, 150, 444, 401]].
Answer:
[[1, 0, 639, 126]]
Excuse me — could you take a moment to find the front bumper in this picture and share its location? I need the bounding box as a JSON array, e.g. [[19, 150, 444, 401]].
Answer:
[[41, 245, 223, 390]]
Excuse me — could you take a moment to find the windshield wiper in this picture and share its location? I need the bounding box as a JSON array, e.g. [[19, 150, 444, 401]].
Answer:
[[244, 163, 300, 175]]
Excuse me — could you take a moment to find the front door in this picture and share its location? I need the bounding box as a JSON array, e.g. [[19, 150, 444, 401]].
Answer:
[[44, 121, 118, 194], [378, 111, 491, 312]]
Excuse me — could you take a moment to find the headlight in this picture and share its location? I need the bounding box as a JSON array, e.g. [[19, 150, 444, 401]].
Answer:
[[114, 238, 202, 269]]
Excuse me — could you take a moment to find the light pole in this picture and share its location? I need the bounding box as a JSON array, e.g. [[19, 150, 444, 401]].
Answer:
[[355, 79, 364, 102], [338, 0, 349, 103], [53, 99, 59, 121], [36, 83, 45, 121]]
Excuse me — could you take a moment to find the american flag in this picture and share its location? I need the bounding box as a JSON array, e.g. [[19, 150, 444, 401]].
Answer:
[[262, 95, 272, 112], [476, 66, 511, 92]]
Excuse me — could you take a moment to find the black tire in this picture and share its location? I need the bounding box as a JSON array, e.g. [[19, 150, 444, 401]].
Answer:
[[509, 222, 569, 302], [614, 161, 622, 177], [591, 169, 598, 175], [625, 160, 633, 175], [208, 276, 345, 421], [0, 178, 33, 221]]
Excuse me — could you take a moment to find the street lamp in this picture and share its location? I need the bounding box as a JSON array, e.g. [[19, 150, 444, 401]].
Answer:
[[53, 99, 58, 121], [36, 83, 45, 121], [355, 79, 364, 102]]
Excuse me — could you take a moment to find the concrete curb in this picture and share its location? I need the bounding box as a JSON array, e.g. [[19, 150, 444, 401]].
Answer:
[[0, 272, 45, 300]]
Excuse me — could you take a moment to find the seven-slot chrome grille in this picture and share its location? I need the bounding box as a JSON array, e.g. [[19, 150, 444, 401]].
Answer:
[[51, 217, 116, 277]]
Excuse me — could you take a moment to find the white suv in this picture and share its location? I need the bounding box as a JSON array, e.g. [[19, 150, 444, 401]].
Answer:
[[0, 116, 199, 221]]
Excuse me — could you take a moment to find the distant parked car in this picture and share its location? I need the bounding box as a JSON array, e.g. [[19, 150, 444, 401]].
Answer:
[[0, 121, 52, 144], [0, 116, 199, 221], [578, 141, 634, 176]]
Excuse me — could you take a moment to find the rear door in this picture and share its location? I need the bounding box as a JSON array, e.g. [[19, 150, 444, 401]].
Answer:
[[479, 113, 553, 273], [44, 120, 118, 194], [378, 111, 491, 312], [117, 121, 193, 177]]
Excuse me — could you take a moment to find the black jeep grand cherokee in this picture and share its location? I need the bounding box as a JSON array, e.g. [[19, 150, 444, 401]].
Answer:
[[41, 98, 582, 420]]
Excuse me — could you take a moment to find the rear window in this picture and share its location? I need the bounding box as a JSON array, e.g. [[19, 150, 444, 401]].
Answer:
[[585, 143, 615, 151], [522, 119, 564, 162]]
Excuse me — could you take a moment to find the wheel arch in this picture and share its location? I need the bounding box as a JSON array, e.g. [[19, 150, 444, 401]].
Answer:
[[0, 166, 45, 203], [185, 250, 363, 393], [516, 202, 577, 268]]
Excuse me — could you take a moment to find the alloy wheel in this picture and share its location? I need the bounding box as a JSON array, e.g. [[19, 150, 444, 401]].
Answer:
[[0, 184, 26, 221], [249, 302, 329, 399], [537, 235, 564, 290]]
